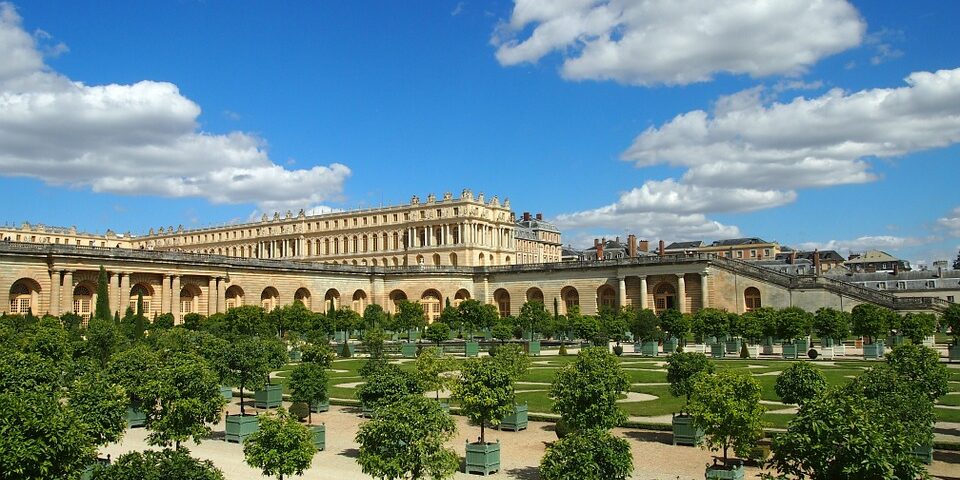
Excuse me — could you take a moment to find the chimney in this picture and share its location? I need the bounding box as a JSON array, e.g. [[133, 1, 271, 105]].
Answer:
[[535, 213, 543, 221], [789, 251, 797, 265], [523, 212, 531, 221], [638, 240, 649, 252], [595, 238, 604, 260], [813, 249, 821, 276], [628, 234, 637, 257], [893, 261, 900, 275], [658, 240, 665, 257]]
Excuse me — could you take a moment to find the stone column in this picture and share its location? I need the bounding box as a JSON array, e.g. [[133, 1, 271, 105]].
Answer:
[[700, 272, 709, 309], [618, 276, 627, 308], [677, 274, 686, 313], [120, 272, 130, 315], [49, 269, 61, 316], [207, 277, 216, 315], [109, 272, 120, 316], [160, 274, 171, 314], [639, 276, 648, 310], [170, 275, 181, 321], [62, 270, 74, 314], [216, 277, 226, 314]]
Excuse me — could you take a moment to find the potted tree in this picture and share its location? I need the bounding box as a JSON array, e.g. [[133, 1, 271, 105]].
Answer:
[[223, 337, 274, 443], [725, 313, 743, 354], [395, 300, 426, 357], [659, 308, 690, 350], [631, 308, 660, 356], [254, 339, 287, 409], [243, 407, 316, 480], [288, 361, 329, 449], [899, 312, 938, 346], [813, 307, 850, 358], [356, 363, 422, 418], [518, 301, 550, 356], [550, 347, 629, 432], [423, 321, 451, 351], [946, 304, 960, 362], [666, 352, 715, 446], [695, 308, 730, 359], [851, 304, 891, 360], [453, 357, 515, 475], [458, 300, 494, 357], [737, 310, 763, 359], [688, 371, 764, 480], [776, 307, 812, 359], [750, 307, 778, 355], [774, 363, 826, 406], [143, 351, 227, 449], [416, 346, 455, 412], [106, 345, 159, 428], [539, 428, 634, 480], [888, 343, 950, 464], [490, 343, 530, 431]]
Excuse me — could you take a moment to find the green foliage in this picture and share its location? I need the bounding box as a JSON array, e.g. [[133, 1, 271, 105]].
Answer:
[[182, 313, 205, 331], [223, 337, 274, 415], [289, 402, 310, 421], [361, 327, 386, 359], [666, 351, 714, 404], [738, 308, 770, 344], [333, 307, 362, 336], [851, 303, 893, 344], [776, 307, 813, 342], [339, 341, 352, 358], [424, 321, 451, 345], [22, 320, 72, 365], [944, 303, 960, 345], [243, 407, 316, 480], [602, 307, 631, 344], [356, 363, 423, 410], [356, 395, 458, 480], [813, 307, 851, 343], [277, 301, 313, 336], [775, 362, 827, 405], [688, 371, 764, 465], [363, 303, 389, 330], [453, 357, 515, 443], [558, 343, 568, 356], [300, 343, 335, 368], [95, 266, 112, 321], [489, 342, 530, 380], [0, 350, 60, 393], [394, 300, 427, 339], [491, 321, 513, 343], [898, 312, 937, 344], [416, 346, 455, 400], [145, 351, 226, 447], [458, 299, 499, 337], [551, 347, 629, 431], [289, 362, 328, 424], [572, 314, 603, 345], [91, 447, 225, 480], [658, 309, 689, 342], [69, 369, 127, 447], [539, 428, 634, 480], [223, 305, 269, 337], [152, 313, 175, 331], [107, 345, 160, 405], [629, 308, 659, 342], [519, 301, 551, 340], [693, 308, 731, 340], [86, 316, 126, 367], [437, 305, 462, 334], [887, 344, 949, 401]]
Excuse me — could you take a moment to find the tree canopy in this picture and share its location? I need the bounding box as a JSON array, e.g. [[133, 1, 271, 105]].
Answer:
[[539, 428, 634, 480], [243, 407, 316, 480], [775, 362, 827, 405], [666, 352, 714, 405], [688, 371, 764, 465], [551, 347, 629, 431], [453, 358, 515, 443]]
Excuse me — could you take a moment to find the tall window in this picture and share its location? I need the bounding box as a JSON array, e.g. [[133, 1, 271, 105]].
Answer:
[[653, 283, 676, 312], [744, 287, 761, 311], [74, 285, 93, 322], [9, 282, 32, 314]]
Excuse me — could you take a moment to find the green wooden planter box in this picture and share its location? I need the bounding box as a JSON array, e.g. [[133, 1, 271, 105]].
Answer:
[[762, 337, 775, 355], [725, 338, 741, 353], [80, 456, 111, 480], [334, 331, 346, 343], [465, 440, 500, 475], [499, 403, 528, 431], [820, 337, 835, 348], [795, 337, 810, 353], [782, 343, 798, 359], [705, 463, 745, 480], [949, 345, 960, 362], [888, 335, 905, 347], [706, 336, 718, 345], [401, 342, 418, 358], [672, 413, 703, 446], [311, 424, 326, 451], [525, 340, 541, 356], [912, 442, 933, 465], [219, 385, 233, 402], [407, 329, 420, 341], [663, 337, 678, 354], [126, 404, 147, 428], [288, 349, 302, 362], [254, 384, 283, 409], [640, 341, 659, 357], [710, 343, 725, 358], [439, 401, 450, 413], [863, 342, 884, 360], [465, 341, 479, 357], [311, 399, 330, 413], [225, 414, 259, 443]]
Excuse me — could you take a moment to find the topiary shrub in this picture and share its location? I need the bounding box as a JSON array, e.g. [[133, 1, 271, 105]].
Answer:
[[289, 401, 310, 422], [559, 343, 568, 356], [339, 341, 351, 358], [612, 345, 623, 356], [740, 342, 749, 359]]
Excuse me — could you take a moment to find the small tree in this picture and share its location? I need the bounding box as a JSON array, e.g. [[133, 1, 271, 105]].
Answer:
[[518, 301, 551, 341], [887, 344, 949, 401], [899, 312, 937, 344], [489, 342, 530, 381], [107, 345, 159, 409], [300, 343, 335, 368], [243, 407, 316, 480], [458, 299, 498, 339], [454, 358, 515, 444], [539, 428, 634, 480], [851, 303, 891, 345], [551, 347, 629, 431], [774, 362, 827, 405], [289, 362, 329, 424], [629, 308, 659, 343], [395, 300, 427, 340], [945, 303, 960, 346], [812, 307, 850, 344], [666, 352, 714, 409], [224, 337, 273, 415], [776, 307, 813, 343], [91, 447, 226, 480], [659, 309, 689, 345], [146, 352, 227, 448], [694, 308, 730, 341], [737, 309, 765, 345], [688, 371, 764, 466], [94, 266, 112, 321], [68, 369, 127, 449], [423, 321, 451, 347], [86, 316, 126, 367], [134, 292, 147, 341], [415, 346, 455, 401], [356, 363, 422, 410], [491, 321, 513, 344], [356, 395, 458, 480], [363, 304, 388, 330]]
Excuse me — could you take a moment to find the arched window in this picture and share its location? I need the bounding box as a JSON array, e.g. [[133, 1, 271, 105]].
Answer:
[[129, 284, 153, 317], [73, 285, 93, 322], [432, 253, 441, 266], [225, 285, 244, 310], [744, 287, 762, 311], [653, 283, 676, 312], [180, 285, 200, 322], [324, 289, 340, 311], [454, 289, 470, 307], [388, 290, 407, 314], [352, 290, 367, 312], [295, 288, 312, 310], [261, 287, 279, 311], [9, 280, 36, 315], [421, 289, 442, 322], [561, 286, 579, 313], [597, 285, 617, 308], [526, 287, 544, 305], [494, 289, 510, 317]]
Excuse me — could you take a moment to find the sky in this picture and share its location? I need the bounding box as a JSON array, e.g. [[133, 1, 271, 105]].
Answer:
[[0, 1, 958, 267]]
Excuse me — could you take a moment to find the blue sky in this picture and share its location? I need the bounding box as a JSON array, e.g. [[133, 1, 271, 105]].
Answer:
[[1, 1, 958, 266]]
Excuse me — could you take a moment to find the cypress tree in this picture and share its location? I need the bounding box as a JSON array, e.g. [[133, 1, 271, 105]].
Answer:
[[134, 292, 147, 341], [94, 266, 112, 321]]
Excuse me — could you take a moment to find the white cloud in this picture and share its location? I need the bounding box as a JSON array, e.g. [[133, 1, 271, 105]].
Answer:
[[555, 209, 741, 243], [493, 0, 864, 86], [795, 235, 936, 254], [0, 3, 350, 211], [623, 67, 960, 191], [937, 207, 960, 237], [599, 179, 795, 215]]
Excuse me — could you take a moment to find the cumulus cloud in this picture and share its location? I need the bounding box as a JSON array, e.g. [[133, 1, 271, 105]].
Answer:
[[555, 209, 741, 243], [623, 67, 960, 190], [937, 207, 960, 237], [0, 3, 350, 211], [795, 235, 937, 254], [492, 0, 864, 86]]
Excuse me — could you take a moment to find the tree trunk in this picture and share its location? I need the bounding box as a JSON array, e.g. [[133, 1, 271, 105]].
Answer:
[[239, 385, 245, 415], [480, 419, 485, 444], [723, 444, 728, 466]]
